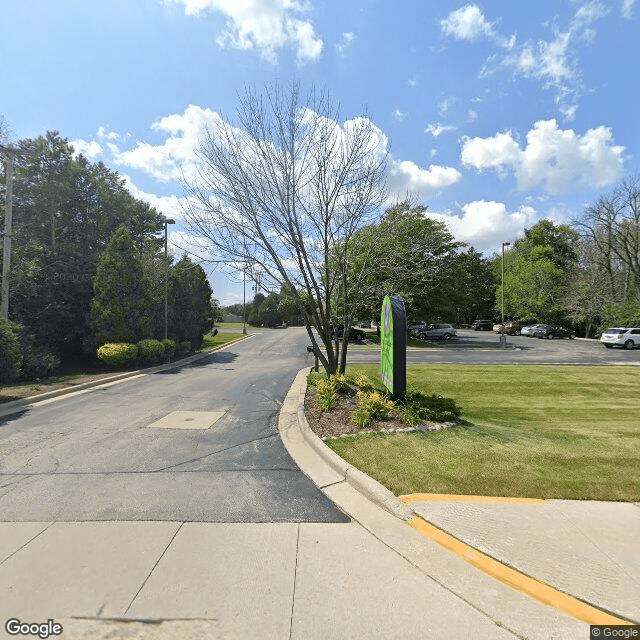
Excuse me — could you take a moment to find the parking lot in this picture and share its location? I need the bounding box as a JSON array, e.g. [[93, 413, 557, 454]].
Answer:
[[346, 328, 640, 366]]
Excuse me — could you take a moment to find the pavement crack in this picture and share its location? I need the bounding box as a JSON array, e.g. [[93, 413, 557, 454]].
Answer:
[[288, 523, 300, 640], [155, 433, 279, 471], [124, 522, 184, 616]]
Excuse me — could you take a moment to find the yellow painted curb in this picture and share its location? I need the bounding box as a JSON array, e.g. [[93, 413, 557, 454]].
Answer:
[[400, 493, 548, 504], [407, 516, 633, 626]]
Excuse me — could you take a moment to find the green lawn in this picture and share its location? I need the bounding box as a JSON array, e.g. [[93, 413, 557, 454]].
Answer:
[[325, 364, 640, 501], [201, 331, 247, 349]]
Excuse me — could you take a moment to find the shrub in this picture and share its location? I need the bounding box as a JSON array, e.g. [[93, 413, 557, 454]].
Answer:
[[395, 390, 461, 426], [329, 373, 349, 393], [315, 378, 338, 412], [137, 338, 165, 364], [354, 374, 374, 390], [161, 338, 177, 360], [17, 329, 60, 380], [97, 343, 138, 368], [178, 340, 192, 354], [20, 347, 61, 380], [350, 390, 395, 428], [0, 319, 23, 386]]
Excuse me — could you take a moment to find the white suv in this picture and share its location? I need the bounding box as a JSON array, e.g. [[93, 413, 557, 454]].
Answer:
[[600, 328, 640, 350]]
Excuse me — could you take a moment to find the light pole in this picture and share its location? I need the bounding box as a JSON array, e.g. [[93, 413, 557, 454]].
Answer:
[[1, 145, 19, 321], [500, 241, 511, 347], [163, 218, 175, 340], [242, 266, 247, 334]]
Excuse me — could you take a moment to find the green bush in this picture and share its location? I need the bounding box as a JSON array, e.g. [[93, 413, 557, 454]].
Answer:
[[161, 338, 177, 359], [395, 390, 461, 426], [18, 329, 60, 380], [350, 390, 395, 428], [137, 338, 165, 364], [178, 340, 192, 354], [97, 343, 138, 368], [0, 319, 23, 386], [315, 378, 339, 411]]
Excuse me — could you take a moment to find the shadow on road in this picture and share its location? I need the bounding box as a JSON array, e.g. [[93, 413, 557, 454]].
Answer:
[[153, 351, 238, 374]]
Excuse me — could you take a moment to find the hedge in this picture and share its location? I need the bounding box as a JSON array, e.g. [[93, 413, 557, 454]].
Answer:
[[97, 343, 138, 367]]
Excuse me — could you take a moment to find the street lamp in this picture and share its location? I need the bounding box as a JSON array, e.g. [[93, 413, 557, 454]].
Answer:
[[163, 218, 175, 340], [500, 241, 511, 347], [1, 145, 20, 321]]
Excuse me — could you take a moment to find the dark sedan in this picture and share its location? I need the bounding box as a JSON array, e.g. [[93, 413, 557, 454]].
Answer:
[[330, 325, 366, 341], [534, 325, 576, 339]]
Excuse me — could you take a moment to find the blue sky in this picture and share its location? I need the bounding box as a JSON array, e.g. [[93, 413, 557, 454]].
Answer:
[[2, 0, 639, 305]]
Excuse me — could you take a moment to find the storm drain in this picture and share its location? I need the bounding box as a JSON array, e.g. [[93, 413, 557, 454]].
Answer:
[[147, 410, 225, 430]]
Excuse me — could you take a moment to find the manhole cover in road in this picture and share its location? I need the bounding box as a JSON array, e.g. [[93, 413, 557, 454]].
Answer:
[[147, 410, 225, 430]]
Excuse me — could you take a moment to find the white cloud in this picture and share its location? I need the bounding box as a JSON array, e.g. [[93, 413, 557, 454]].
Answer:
[[387, 161, 462, 201], [425, 123, 457, 137], [438, 97, 456, 117], [113, 104, 222, 182], [336, 32, 354, 55], [407, 78, 418, 88], [440, 4, 515, 48], [502, 1, 608, 120], [467, 109, 478, 122], [440, 4, 495, 42], [122, 175, 194, 223], [461, 119, 625, 194], [431, 201, 537, 252], [70, 139, 103, 159], [393, 109, 407, 122], [166, 0, 323, 64], [622, 0, 636, 18], [97, 126, 119, 141]]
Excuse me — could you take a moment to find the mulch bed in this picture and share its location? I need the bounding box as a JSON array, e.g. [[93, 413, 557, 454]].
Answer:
[[304, 384, 455, 439]]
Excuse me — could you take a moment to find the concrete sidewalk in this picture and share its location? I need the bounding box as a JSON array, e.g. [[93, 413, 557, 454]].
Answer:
[[1, 366, 637, 639]]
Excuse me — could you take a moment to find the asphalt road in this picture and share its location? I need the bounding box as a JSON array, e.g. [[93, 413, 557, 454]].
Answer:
[[2, 327, 636, 524], [0, 327, 347, 523]]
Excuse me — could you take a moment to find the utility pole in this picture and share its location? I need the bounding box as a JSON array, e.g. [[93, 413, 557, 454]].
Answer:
[[1, 145, 18, 321]]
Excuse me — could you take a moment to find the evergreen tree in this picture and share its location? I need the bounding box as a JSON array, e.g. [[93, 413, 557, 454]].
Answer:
[[90, 225, 152, 345], [168, 256, 213, 348]]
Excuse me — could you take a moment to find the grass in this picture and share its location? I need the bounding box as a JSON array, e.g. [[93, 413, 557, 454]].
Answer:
[[213, 322, 247, 329], [202, 331, 248, 349], [324, 364, 640, 501]]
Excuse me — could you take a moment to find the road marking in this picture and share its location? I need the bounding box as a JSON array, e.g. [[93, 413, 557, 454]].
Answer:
[[407, 516, 633, 626]]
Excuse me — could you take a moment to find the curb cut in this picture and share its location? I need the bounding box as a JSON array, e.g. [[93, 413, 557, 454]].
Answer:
[[0, 334, 253, 418], [279, 368, 412, 521]]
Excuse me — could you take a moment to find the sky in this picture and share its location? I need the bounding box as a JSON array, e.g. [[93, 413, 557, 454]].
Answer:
[[2, 0, 639, 305]]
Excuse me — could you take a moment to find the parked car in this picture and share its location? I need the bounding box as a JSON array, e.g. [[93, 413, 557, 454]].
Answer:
[[330, 325, 366, 341], [493, 321, 523, 335], [534, 325, 576, 339], [520, 324, 545, 337], [471, 319, 493, 331], [600, 327, 640, 349], [410, 323, 456, 341], [359, 320, 372, 328]]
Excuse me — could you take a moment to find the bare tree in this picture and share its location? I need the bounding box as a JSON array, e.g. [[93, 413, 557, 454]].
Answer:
[[576, 176, 640, 300], [183, 83, 387, 374]]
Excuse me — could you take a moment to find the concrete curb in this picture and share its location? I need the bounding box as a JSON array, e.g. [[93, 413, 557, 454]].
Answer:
[[280, 368, 412, 521], [0, 334, 252, 418]]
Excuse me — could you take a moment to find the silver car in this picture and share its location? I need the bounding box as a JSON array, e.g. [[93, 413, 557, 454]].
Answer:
[[521, 324, 544, 337], [411, 323, 456, 341]]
